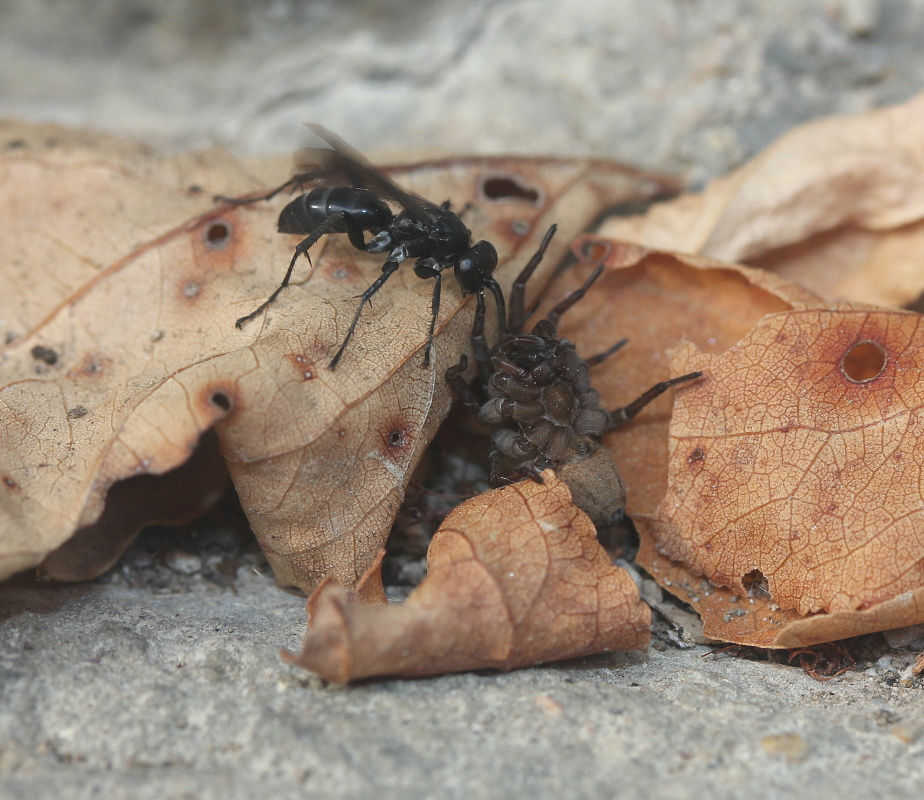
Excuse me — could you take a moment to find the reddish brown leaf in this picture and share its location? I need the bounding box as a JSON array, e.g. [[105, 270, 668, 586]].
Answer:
[[283, 472, 650, 682], [542, 239, 820, 517], [641, 306, 924, 645]]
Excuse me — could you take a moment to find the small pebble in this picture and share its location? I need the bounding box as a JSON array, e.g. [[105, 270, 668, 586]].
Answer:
[[164, 550, 202, 575]]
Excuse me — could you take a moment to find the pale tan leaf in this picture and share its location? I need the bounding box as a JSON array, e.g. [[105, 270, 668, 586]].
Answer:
[[599, 91, 924, 306], [0, 121, 673, 592]]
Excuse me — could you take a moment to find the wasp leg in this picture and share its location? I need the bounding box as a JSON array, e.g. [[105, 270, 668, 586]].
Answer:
[[235, 211, 348, 329], [425, 272, 443, 367], [328, 259, 402, 370], [483, 277, 508, 339], [470, 292, 492, 380], [215, 173, 310, 206], [342, 214, 375, 251]]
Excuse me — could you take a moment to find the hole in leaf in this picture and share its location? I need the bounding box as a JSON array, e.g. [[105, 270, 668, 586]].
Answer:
[[205, 220, 231, 249], [742, 569, 769, 599], [482, 176, 540, 203], [210, 391, 232, 412], [581, 239, 612, 264], [840, 340, 887, 383]]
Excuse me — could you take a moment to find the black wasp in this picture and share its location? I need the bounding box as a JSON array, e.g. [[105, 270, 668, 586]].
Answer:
[[222, 124, 506, 370]]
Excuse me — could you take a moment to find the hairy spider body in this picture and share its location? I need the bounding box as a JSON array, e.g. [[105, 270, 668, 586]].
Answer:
[[480, 322, 606, 474], [447, 225, 701, 527]]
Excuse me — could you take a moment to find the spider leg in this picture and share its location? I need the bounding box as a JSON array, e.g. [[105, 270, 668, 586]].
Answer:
[[445, 354, 484, 412], [545, 264, 604, 329], [491, 459, 547, 486], [508, 224, 557, 332], [607, 371, 703, 428], [235, 211, 348, 329], [585, 338, 628, 368], [490, 353, 531, 383], [328, 258, 402, 369]]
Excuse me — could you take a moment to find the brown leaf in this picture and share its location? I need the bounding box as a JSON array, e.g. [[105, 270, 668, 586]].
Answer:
[[599, 91, 924, 306], [544, 238, 820, 516], [282, 472, 650, 682], [0, 121, 673, 591], [641, 306, 924, 645]]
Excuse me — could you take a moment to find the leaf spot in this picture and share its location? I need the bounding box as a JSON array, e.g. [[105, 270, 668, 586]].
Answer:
[[287, 353, 317, 381], [30, 345, 58, 365], [76, 353, 109, 377]]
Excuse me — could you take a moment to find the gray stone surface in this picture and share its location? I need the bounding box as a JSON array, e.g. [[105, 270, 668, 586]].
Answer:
[[2, 569, 923, 800], [3, 0, 923, 182], [3, 1, 924, 797]]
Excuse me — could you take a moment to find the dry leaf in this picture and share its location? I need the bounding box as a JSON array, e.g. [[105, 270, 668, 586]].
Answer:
[[641, 306, 924, 645], [0, 121, 674, 592], [542, 238, 820, 517], [599, 91, 924, 307], [283, 472, 650, 682]]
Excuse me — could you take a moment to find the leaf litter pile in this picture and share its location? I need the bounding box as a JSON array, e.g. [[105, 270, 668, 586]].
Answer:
[[5, 92, 924, 682]]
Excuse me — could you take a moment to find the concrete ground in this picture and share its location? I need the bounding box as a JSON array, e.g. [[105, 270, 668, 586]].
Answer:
[[2, 1, 924, 797]]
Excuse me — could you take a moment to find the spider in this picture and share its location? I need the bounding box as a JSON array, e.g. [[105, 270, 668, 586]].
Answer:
[[446, 225, 702, 526]]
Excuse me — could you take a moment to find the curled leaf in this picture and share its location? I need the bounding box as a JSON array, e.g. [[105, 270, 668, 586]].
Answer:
[[641, 307, 924, 645], [283, 472, 650, 682], [600, 91, 924, 306]]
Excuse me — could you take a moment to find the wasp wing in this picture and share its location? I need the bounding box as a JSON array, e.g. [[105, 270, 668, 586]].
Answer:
[[292, 124, 438, 225]]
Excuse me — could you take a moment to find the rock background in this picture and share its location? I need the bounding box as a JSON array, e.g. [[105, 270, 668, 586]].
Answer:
[[3, 1, 924, 798]]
